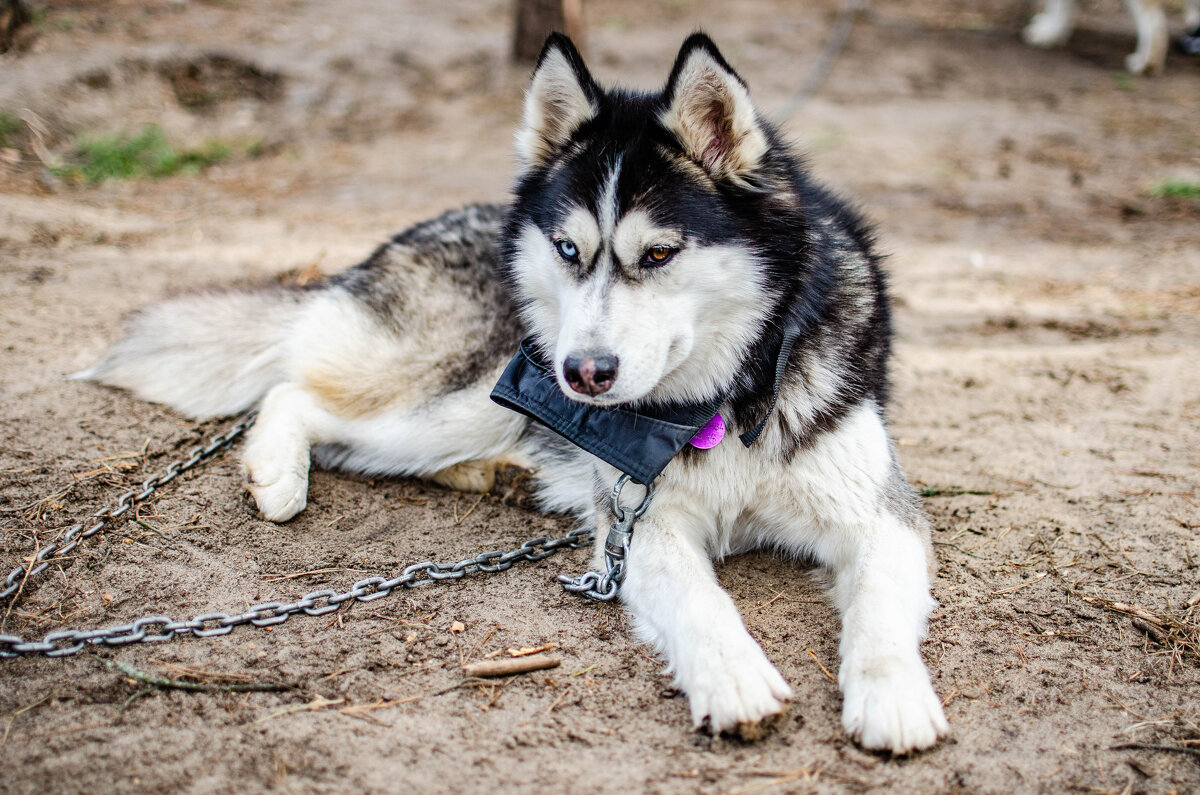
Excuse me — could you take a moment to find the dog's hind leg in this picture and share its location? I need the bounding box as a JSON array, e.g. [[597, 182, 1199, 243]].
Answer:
[[243, 377, 531, 521], [1124, 0, 1169, 73]]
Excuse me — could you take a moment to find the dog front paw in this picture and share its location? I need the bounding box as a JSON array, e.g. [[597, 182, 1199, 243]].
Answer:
[[840, 654, 948, 754], [242, 454, 309, 522], [681, 640, 792, 736]]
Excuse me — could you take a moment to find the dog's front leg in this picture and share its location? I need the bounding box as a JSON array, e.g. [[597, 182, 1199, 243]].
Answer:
[[618, 514, 792, 735], [241, 382, 333, 522], [829, 508, 950, 754]]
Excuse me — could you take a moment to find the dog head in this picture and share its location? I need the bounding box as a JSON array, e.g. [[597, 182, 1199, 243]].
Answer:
[[503, 33, 795, 409]]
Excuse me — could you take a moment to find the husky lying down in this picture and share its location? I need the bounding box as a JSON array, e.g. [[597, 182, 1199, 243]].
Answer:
[[82, 34, 949, 753]]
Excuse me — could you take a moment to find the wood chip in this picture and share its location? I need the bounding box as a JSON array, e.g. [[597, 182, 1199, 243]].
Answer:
[[506, 643, 557, 657]]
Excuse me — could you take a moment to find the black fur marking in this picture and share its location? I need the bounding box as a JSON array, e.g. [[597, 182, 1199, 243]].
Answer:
[[331, 204, 526, 395]]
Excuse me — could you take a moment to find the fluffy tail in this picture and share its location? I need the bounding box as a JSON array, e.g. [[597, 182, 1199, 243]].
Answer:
[[74, 288, 307, 419]]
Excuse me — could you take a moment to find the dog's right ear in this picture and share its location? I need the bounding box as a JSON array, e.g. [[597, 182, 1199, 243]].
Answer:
[[516, 33, 600, 170]]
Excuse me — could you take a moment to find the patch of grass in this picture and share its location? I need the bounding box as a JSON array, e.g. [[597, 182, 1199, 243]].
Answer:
[[1147, 179, 1200, 200], [53, 126, 235, 184], [0, 111, 21, 149]]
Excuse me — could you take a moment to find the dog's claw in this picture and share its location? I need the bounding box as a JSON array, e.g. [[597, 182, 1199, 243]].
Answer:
[[731, 711, 785, 742]]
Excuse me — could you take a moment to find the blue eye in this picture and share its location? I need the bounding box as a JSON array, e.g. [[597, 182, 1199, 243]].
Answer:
[[555, 239, 579, 262]]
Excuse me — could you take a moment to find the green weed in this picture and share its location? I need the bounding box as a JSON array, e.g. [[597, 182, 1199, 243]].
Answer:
[[1147, 179, 1200, 200], [53, 126, 235, 184], [0, 112, 21, 149]]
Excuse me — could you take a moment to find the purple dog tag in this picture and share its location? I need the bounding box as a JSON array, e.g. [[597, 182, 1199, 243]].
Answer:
[[689, 413, 726, 449]]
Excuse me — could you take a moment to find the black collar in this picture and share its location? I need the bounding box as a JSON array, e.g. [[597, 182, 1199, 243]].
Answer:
[[489, 322, 801, 485]]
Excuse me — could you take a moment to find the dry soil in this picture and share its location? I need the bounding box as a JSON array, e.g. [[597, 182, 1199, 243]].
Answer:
[[1, 1, 1198, 793]]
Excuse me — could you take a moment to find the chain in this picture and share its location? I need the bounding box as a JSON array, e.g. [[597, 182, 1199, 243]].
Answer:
[[558, 474, 653, 601], [0, 412, 634, 659], [0, 526, 593, 658], [0, 413, 258, 604]]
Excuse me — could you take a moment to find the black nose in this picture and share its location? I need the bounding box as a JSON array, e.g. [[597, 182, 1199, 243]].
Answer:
[[563, 354, 619, 396]]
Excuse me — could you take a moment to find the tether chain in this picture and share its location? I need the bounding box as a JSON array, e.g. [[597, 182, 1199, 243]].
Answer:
[[0, 527, 593, 658], [0, 412, 596, 659], [0, 412, 259, 603]]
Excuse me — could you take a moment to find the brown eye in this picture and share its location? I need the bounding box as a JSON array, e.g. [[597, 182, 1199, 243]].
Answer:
[[644, 245, 677, 267]]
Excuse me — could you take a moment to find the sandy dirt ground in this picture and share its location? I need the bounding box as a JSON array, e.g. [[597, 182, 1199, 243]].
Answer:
[[1, 0, 1198, 792]]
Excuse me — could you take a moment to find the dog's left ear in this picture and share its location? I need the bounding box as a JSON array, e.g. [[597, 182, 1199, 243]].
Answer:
[[660, 34, 768, 182]]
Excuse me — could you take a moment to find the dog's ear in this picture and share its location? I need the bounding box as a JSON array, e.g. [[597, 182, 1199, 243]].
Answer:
[[660, 34, 768, 182], [516, 33, 600, 170]]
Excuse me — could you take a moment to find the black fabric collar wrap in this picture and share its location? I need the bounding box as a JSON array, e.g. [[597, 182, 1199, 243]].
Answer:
[[489, 325, 801, 485]]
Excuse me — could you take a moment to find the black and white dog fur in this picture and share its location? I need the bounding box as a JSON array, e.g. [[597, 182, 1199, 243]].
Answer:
[[80, 34, 949, 753]]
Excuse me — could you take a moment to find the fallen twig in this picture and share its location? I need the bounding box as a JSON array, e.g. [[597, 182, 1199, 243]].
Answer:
[[1079, 596, 1199, 661], [991, 572, 1047, 595], [2, 690, 56, 747], [261, 567, 369, 582], [148, 659, 258, 683], [506, 643, 558, 658], [919, 487, 997, 498], [93, 656, 293, 693], [338, 696, 421, 715], [462, 654, 560, 678], [1109, 742, 1200, 757], [254, 696, 344, 724], [806, 649, 837, 683]]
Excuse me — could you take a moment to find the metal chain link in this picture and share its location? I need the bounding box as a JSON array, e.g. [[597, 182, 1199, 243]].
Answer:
[[558, 475, 653, 601], [0, 411, 605, 659], [0, 526, 594, 658], [0, 413, 258, 604]]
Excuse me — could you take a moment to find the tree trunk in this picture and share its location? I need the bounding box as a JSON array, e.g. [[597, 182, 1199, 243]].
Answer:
[[512, 0, 583, 63], [1, 0, 31, 54]]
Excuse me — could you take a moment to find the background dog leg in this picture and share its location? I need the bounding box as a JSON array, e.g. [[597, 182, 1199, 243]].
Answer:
[[829, 510, 949, 754], [1124, 0, 1169, 73], [1023, 0, 1076, 47], [619, 518, 792, 736], [241, 382, 335, 522]]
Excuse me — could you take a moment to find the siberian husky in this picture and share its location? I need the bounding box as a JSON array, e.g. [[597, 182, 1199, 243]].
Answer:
[[81, 34, 949, 753]]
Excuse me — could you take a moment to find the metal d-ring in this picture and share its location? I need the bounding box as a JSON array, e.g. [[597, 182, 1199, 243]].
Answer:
[[609, 474, 654, 521]]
